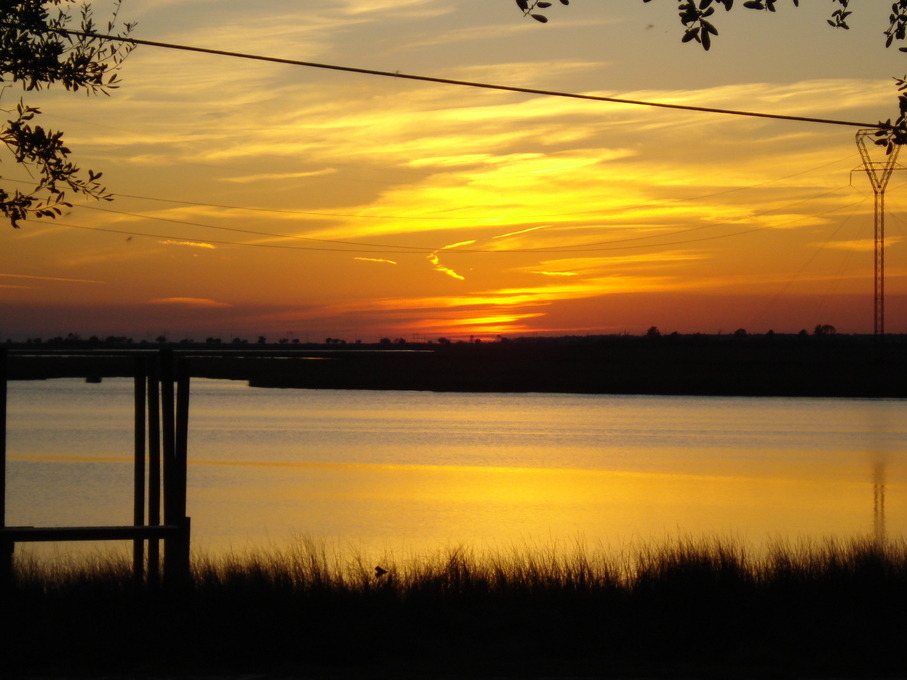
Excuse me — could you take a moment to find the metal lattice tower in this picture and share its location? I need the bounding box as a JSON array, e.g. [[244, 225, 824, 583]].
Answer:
[[855, 130, 900, 335]]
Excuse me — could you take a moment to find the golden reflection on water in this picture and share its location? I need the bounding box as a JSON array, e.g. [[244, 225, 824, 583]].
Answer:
[[186, 459, 900, 558], [6, 379, 906, 561], [874, 459, 886, 541]]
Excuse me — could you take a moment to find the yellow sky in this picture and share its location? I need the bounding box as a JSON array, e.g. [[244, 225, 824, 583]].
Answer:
[[1, 0, 906, 340]]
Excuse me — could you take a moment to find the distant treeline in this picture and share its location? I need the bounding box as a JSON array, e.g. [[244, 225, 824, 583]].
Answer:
[[4, 333, 906, 397]]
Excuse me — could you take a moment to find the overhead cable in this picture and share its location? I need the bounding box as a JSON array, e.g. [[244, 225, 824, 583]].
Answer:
[[57, 195, 867, 255], [48, 27, 882, 131]]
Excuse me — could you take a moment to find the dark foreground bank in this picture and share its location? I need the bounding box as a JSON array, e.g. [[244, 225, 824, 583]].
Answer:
[[6, 333, 907, 397], [6, 538, 907, 678]]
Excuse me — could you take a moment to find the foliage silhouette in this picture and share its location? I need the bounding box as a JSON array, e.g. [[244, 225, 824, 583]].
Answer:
[[0, 1, 134, 227], [516, 0, 907, 152]]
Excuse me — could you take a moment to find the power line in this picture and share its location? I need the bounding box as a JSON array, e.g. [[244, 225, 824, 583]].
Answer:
[[73, 185, 856, 254], [111, 192, 463, 221], [509, 188, 852, 253], [745, 199, 869, 331], [52, 27, 882, 131], [78, 203, 436, 252], [55, 150, 861, 248], [112, 154, 859, 221], [36, 219, 417, 254], [55, 195, 867, 255], [466, 198, 869, 254], [68, 166, 864, 254], [4, 154, 858, 225]]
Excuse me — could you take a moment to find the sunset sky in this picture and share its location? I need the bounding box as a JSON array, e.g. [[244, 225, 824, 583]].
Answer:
[[2, 0, 907, 341]]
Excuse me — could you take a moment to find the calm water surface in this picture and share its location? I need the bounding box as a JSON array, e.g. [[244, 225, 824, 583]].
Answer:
[[5, 377, 906, 559]]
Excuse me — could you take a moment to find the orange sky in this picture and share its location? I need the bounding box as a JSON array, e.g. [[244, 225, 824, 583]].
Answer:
[[2, 1, 906, 341]]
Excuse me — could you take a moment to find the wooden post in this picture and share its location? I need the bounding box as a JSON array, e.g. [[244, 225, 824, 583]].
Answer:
[[175, 359, 189, 516], [160, 350, 190, 586], [0, 349, 192, 590], [147, 356, 161, 584], [0, 348, 6, 523], [133, 356, 146, 583], [0, 348, 6, 522], [0, 347, 10, 588], [160, 349, 178, 584], [174, 359, 190, 580], [173, 358, 191, 582], [160, 349, 175, 521]]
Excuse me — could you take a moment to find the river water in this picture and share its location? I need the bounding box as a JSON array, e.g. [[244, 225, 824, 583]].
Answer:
[[4, 377, 906, 560]]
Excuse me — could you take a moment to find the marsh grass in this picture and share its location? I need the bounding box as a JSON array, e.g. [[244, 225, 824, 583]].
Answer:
[[7, 536, 907, 677]]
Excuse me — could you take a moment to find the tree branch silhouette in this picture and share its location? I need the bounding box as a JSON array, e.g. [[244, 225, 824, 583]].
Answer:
[[0, 0, 134, 227]]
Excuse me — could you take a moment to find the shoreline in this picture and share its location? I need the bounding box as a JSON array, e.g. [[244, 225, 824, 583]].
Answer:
[[6, 333, 907, 398]]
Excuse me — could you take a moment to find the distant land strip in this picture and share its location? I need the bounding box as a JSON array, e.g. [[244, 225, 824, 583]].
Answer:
[[5, 334, 906, 398]]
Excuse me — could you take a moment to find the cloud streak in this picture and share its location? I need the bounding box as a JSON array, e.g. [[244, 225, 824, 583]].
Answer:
[[147, 297, 232, 308], [354, 257, 398, 265]]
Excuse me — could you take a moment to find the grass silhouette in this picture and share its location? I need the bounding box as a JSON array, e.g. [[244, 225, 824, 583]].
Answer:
[[7, 536, 907, 677]]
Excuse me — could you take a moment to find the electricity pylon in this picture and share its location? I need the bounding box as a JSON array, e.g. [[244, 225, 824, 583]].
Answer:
[[855, 130, 901, 335]]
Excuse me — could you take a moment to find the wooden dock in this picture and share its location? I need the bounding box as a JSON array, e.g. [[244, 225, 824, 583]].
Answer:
[[0, 349, 191, 587]]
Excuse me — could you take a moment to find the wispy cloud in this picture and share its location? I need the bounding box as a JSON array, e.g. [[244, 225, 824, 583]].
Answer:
[[441, 240, 476, 250], [426, 239, 478, 279], [0, 273, 104, 284], [354, 257, 397, 265], [820, 237, 903, 252], [367, 275, 676, 313], [221, 169, 338, 184], [402, 22, 617, 52], [428, 253, 465, 281], [494, 225, 549, 240], [147, 297, 232, 308], [159, 240, 217, 249], [339, 0, 448, 17]]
